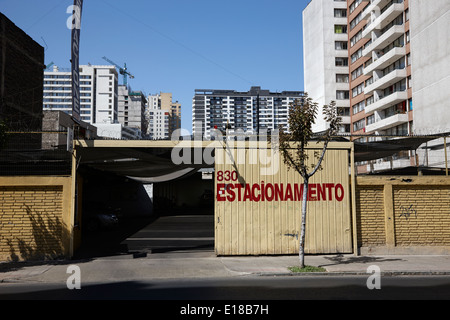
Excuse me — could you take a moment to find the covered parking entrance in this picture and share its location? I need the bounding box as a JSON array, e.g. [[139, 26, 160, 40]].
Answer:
[[72, 136, 441, 257], [73, 140, 215, 258], [73, 139, 357, 257]]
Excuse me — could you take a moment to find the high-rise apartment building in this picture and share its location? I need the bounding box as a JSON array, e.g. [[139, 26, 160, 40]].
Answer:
[[118, 85, 147, 136], [192, 86, 303, 139], [43, 65, 119, 125], [146, 92, 181, 139], [147, 108, 170, 140], [303, 0, 351, 133], [303, 0, 449, 172], [409, 0, 450, 168], [354, 0, 412, 140]]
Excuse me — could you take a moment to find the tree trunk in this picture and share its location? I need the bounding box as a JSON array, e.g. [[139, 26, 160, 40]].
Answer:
[[299, 178, 309, 268]]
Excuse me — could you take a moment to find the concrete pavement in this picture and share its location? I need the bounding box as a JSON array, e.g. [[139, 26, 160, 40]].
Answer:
[[1, 251, 450, 284]]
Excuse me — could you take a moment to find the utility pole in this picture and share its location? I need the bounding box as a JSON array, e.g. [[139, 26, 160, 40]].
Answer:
[[256, 93, 260, 140]]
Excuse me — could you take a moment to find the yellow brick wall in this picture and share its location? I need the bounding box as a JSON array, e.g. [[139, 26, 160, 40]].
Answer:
[[356, 177, 450, 252], [394, 186, 450, 246], [0, 186, 64, 261], [356, 186, 385, 247], [0, 175, 74, 262]]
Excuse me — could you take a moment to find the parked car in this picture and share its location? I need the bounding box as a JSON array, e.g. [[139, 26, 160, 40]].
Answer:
[[85, 212, 119, 232], [82, 202, 120, 232]]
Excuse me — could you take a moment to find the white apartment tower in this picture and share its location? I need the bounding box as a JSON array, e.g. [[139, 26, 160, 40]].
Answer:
[[146, 92, 181, 139], [303, 0, 351, 134], [303, 0, 450, 173], [43, 65, 119, 125], [192, 87, 304, 139]]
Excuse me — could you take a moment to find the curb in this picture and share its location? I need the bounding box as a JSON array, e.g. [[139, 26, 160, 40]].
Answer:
[[257, 271, 450, 277]]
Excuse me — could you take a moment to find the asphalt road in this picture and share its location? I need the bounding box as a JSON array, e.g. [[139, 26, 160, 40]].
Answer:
[[2, 275, 450, 301]]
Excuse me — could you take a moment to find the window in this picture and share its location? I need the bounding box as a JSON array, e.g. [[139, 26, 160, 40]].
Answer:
[[350, 12, 362, 30], [351, 48, 363, 63], [364, 58, 373, 68], [383, 79, 407, 96], [334, 8, 347, 17], [381, 13, 403, 35], [349, 0, 362, 14], [335, 57, 348, 66], [334, 25, 347, 34], [352, 83, 364, 97], [366, 114, 375, 125], [350, 30, 362, 47], [352, 65, 363, 80], [352, 101, 365, 115], [385, 123, 408, 136], [382, 57, 406, 76], [353, 119, 365, 131], [335, 41, 348, 50], [336, 90, 349, 100], [336, 74, 349, 83]]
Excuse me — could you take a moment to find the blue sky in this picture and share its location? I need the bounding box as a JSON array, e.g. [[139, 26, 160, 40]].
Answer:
[[1, 0, 311, 132]]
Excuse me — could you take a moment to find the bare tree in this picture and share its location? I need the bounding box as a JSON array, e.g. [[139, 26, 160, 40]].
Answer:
[[278, 94, 341, 268]]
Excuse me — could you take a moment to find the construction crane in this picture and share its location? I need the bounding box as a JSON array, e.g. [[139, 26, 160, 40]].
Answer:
[[45, 61, 54, 70], [102, 56, 135, 86]]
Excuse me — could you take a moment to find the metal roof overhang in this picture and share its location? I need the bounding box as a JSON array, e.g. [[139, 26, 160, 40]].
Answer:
[[75, 140, 217, 183], [74, 136, 441, 182], [352, 136, 440, 162]]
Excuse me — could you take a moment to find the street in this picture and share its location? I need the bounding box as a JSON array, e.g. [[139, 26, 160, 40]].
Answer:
[[2, 214, 450, 310], [1, 275, 450, 301]]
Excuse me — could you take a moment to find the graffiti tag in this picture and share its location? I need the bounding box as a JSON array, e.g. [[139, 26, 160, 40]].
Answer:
[[399, 204, 417, 220]]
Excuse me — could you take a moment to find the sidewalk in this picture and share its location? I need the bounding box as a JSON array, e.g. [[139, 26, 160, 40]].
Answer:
[[1, 252, 450, 283]]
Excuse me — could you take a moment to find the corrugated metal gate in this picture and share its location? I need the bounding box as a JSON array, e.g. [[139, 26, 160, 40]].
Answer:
[[214, 141, 354, 255]]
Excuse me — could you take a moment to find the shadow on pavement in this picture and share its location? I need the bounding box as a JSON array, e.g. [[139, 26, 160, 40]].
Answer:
[[74, 213, 215, 259], [319, 254, 404, 267]]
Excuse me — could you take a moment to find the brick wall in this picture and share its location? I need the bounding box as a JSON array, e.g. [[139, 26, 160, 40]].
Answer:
[[356, 186, 385, 247], [356, 176, 450, 254], [394, 186, 450, 246], [0, 177, 73, 261]]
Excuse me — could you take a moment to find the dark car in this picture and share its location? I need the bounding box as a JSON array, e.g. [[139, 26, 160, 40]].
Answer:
[[83, 202, 120, 232]]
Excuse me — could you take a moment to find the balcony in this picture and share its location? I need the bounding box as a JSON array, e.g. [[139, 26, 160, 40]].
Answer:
[[362, 25, 405, 57], [366, 112, 409, 133], [364, 68, 407, 94], [361, 0, 391, 20], [362, 3, 404, 37], [365, 91, 408, 113], [363, 46, 406, 75], [341, 115, 351, 125]]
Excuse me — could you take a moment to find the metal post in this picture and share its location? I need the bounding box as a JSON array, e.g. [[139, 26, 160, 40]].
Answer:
[[444, 136, 448, 176], [350, 144, 358, 256]]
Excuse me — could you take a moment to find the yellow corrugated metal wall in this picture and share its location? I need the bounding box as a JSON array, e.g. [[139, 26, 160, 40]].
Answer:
[[214, 142, 353, 255]]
